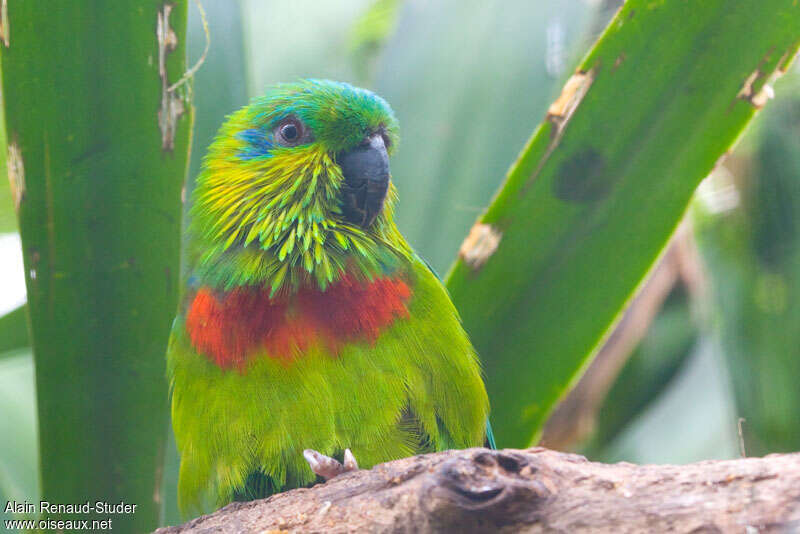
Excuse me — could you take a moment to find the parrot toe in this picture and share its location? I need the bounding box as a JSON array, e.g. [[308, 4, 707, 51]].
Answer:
[[343, 448, 358, 471], [303, 448, 359, 481]]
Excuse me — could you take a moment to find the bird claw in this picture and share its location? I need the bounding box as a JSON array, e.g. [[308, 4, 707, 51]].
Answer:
[[303, 448, 359, 481], [343, 448, 358, 471]]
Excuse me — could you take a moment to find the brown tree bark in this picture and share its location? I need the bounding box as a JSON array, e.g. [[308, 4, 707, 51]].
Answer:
[[156, 447, 800, 533]]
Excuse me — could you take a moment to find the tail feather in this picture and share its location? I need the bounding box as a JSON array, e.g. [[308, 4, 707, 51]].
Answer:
[[233, 470, 280, 502], [485, 419, 497, 450]]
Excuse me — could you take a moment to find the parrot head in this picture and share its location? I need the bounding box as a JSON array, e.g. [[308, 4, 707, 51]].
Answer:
[[190, 79, 412, 294]]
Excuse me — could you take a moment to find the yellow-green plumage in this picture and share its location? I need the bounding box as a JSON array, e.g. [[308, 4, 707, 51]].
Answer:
[[168, 80, 489, 515]]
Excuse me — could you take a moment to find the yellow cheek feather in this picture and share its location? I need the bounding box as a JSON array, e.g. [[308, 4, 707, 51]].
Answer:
[[189, 110, 412, 294]]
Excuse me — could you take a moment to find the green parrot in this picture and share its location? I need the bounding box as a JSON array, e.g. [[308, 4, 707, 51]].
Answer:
[[168, 79, 490, 513]]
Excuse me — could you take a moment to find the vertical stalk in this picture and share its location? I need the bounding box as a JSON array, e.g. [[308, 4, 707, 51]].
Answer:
[[0, 2, 192, 531]]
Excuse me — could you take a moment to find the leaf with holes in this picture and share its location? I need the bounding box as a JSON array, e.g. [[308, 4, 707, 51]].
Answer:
[[446, 0, 800, 447]]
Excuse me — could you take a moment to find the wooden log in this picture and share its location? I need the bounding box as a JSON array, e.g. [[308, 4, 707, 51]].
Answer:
[[157, 447, 800, 533]]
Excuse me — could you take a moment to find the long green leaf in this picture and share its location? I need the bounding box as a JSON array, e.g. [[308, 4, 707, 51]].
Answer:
[[0, 2, 192, 531], [446, 0, 800, 447], [0, 88, 13, 233], [0, 304, 28, 355]]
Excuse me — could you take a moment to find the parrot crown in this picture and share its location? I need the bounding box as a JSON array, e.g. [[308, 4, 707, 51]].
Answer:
[[189, 80, 413, 295]]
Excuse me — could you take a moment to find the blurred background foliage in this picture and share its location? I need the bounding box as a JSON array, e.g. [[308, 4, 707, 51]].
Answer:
[[0, 0, 798, 528]]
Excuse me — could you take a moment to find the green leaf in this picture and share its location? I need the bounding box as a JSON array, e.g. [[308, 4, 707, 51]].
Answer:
[[0, 91, 16, 233], [446, 0, 800, 447], [0, 304, 29, 355], [0, 2, 192, 531]]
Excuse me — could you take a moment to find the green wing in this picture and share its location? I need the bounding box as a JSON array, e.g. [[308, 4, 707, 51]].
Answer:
[[417, 254, 495, 450]]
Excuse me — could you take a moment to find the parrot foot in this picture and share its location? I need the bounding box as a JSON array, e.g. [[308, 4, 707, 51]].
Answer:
[[303, 448, 359, 481]]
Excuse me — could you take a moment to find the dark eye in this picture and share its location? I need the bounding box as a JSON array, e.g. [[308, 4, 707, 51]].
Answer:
[[276, 118, 304, 146]]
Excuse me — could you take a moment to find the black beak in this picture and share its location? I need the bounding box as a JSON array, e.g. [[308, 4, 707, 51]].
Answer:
[[338, 134, 390, 227]]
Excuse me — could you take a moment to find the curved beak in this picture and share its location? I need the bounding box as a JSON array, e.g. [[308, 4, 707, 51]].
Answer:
[[338, 134, 390, 227]]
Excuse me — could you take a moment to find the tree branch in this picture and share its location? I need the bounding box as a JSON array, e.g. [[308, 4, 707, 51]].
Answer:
[[157, 448, 800, 533]]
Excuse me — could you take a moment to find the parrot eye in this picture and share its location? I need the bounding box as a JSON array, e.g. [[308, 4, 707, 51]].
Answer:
[[275, 118, 305, 146]]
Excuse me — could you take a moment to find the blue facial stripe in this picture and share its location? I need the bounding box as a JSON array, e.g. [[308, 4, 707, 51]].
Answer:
[[237, 128, 274, 160]]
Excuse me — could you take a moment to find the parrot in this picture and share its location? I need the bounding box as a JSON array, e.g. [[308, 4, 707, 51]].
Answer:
[[167, 79, 490, 514]]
